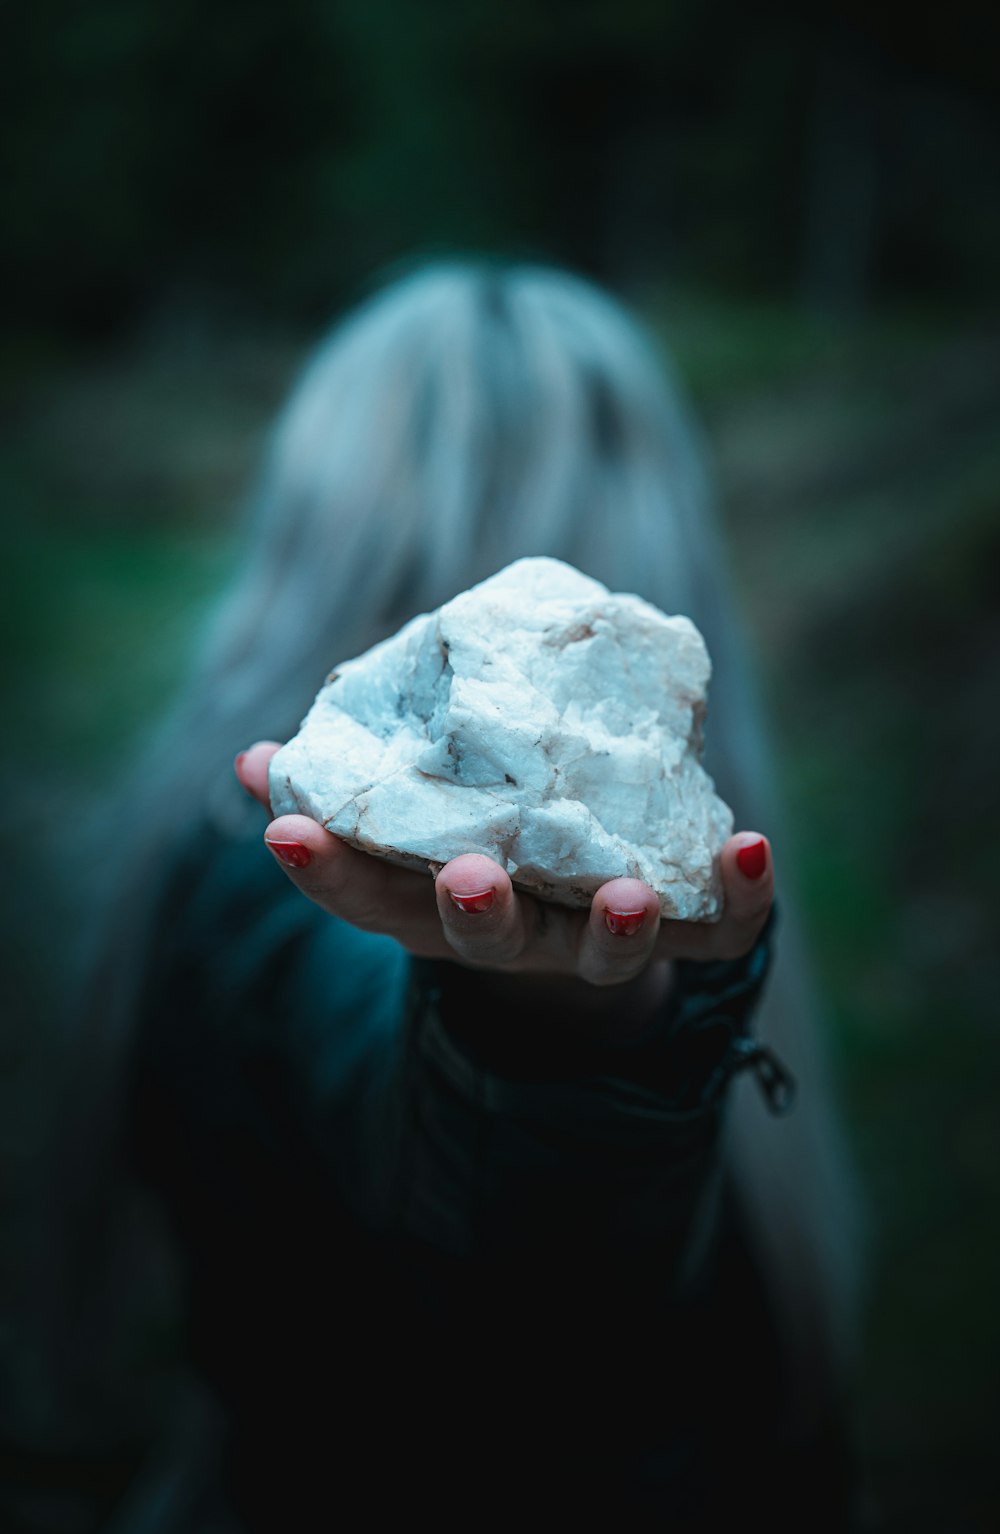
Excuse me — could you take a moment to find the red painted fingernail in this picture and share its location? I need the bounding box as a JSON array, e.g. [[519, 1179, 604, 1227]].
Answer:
[[266, 839, 312, 869], [605, 909, 646, 937], [449, 888, 495, 913], [736, 838, 767, 880]]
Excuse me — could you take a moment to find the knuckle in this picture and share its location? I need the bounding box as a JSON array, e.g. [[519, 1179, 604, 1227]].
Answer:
[[585, 961, 646, 988], [577, 944, 648, 987], [720, 919, 762, 960], [444, 920, 523, 968]]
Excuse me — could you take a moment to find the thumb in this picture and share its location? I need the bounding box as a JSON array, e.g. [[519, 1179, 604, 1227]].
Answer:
[[234, 740, 282, 816]]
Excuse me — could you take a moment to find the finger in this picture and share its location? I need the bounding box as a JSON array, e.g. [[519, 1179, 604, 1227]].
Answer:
[[434, 854, 534, 969], [263, 813, 447, 953], [656, 832, 774, 962], [715, 831, 774, 955], [577, 878, 661, 987], [235, 740, 282, 814]]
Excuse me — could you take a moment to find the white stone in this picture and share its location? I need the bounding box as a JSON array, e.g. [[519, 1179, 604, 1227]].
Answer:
[[269, 558, 733, 919]]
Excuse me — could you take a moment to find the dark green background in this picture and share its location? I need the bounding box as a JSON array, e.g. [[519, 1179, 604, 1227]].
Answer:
[[3, 4, 999, 1530]]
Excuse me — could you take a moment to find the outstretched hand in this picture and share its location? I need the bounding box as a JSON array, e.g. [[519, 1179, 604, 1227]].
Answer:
[[235, 741, 774, 1007]]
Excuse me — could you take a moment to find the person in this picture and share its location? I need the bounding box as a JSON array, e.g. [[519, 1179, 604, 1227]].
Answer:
[[38, 261, 862, 1529]]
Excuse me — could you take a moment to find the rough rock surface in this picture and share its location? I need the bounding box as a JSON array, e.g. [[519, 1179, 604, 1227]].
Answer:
[[269, 558, 733, 918]]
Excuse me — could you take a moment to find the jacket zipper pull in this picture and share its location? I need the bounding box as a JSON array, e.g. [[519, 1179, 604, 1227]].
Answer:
[[726, 1037, 797, 1115]]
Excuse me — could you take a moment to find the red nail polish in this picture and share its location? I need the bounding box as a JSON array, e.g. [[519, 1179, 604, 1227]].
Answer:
[[736, 839, 767, 880], [449, 888, 495, 913], [605, 909, 646, 937], [266, 839, 312, 869]]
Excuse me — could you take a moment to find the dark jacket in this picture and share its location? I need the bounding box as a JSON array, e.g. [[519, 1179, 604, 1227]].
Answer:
[[129, 821, 842, 1529]]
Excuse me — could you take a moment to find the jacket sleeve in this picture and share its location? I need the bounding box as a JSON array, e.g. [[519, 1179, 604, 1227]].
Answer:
[[384, 910, 785, 1295], [132, 825, 785, 1309]]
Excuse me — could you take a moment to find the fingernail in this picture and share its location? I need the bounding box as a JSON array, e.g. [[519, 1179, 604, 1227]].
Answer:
[[736, 838, 767, 880], [234, 751, 248, 774], [266, 838, 312, 869], [605, 909, 646, 937], [449, 888, 495, 914]]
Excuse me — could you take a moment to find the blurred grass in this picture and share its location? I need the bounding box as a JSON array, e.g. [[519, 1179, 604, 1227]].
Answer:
[[2, 291, 998, 1529], [2, 329, 299, 786], [4, 520, 234, 765]]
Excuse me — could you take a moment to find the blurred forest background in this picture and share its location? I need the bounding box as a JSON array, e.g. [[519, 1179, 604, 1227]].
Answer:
[[2, 2, 999, 1530]]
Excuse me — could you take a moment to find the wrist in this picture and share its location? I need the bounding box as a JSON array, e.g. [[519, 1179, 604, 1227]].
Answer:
[[409, 956, 677, 1085], [410, 906, 783, 1109], [475, 959, 675, 1043]]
